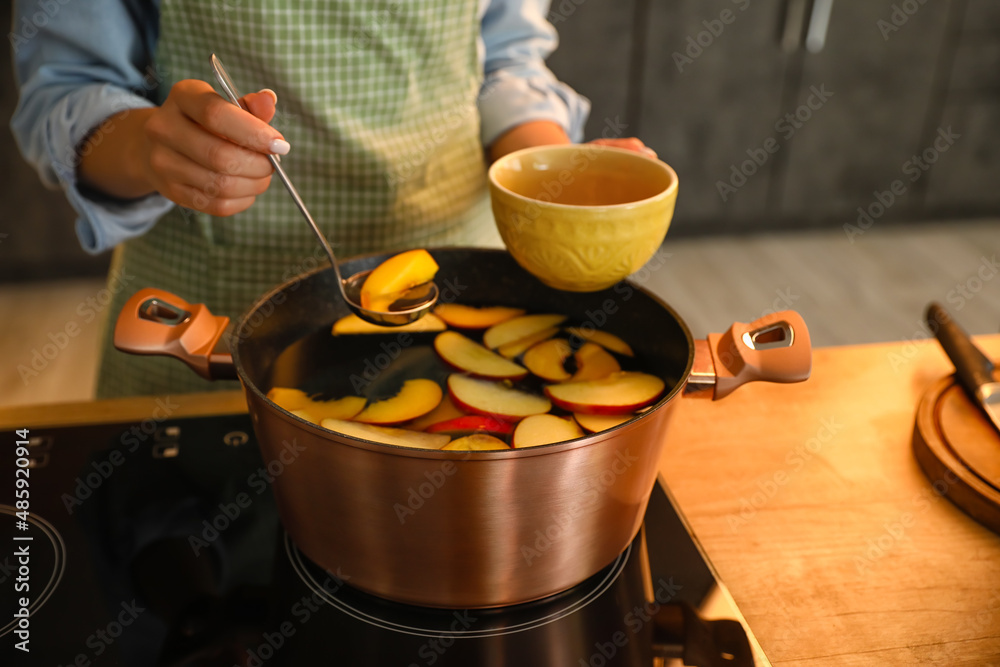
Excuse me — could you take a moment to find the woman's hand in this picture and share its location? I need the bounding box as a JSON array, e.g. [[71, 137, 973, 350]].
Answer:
[[78, 79, 288, 217], [588, 137, 657, 158], [488, 121, 656, 161]]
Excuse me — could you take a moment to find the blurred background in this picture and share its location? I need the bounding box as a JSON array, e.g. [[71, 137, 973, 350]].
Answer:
[[2, 0, 999, 405]]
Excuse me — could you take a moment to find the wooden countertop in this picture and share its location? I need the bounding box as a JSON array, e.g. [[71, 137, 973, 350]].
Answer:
[[3, 336, 999, 665], [659, 335, 1000, 666]]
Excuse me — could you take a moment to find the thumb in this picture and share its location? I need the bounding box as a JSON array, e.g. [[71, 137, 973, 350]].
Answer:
[[242, 88, 278, 124]]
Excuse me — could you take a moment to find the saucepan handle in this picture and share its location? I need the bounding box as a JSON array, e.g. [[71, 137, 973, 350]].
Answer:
[[687, 310, 812, 400], [113, 288, 237, 380]]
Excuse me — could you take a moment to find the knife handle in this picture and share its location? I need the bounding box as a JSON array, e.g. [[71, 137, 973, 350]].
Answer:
[[926, 302, 995, 392]]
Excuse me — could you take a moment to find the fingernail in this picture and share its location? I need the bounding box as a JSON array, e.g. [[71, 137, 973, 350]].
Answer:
[[269, 138, 290, 155], [260, 88, 278, 104], [642, 147, 657, 157]]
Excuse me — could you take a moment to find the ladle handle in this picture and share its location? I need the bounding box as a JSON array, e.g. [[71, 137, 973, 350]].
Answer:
[[208, 54, 341, 280]]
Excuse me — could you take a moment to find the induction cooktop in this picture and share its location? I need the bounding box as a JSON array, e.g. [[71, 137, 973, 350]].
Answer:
[[2, 413, 763, 666]]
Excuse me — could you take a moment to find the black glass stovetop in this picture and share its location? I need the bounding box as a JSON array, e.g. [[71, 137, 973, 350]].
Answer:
[[2, 414, 758, 666]]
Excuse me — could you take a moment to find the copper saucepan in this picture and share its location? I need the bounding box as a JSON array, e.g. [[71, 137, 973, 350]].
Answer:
[[114, 248, 811, 608]]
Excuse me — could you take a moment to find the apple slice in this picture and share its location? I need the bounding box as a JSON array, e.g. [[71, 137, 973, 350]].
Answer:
[[266, 387, 312, 411], [441, 434, 510, 451], [332, 312, 447, 335], [564, 327, 635, 357], [268, 388, 366, 424], [433, 331, 529, 380], [434, 304, 525, 329], [425, 415, 515, 437], [483, 314, 567, 350], [522, 338, 573, 382], [512, 414, 584, 448], [497, 326, 561, 360], [289, 396, 367, 425], [545, 372, 665, 414], [447, 374, 551, 421], [320, 418, 450, 449], [360, 249, 439, 311], [353, 378, 442, 425], [569, 342, 621, 382], [573, 412, 633, 434], [404, 394, 467, 431]]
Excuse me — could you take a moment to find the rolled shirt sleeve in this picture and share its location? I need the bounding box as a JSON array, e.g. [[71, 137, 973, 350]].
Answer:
[[478, 0, 591, 148], [9, 0, 173, 255]]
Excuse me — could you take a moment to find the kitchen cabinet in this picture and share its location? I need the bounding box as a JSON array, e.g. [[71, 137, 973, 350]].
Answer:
[[775, 0, 950, 225], [548, 0, 998, 235], [924, 0, 1000, 215]]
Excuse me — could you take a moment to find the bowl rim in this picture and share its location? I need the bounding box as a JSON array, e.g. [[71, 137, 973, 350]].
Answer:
[[487, 144, 679, 212]]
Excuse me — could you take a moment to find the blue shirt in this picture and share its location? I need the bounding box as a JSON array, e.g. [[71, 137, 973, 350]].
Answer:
[[10, 0, 590, 255]]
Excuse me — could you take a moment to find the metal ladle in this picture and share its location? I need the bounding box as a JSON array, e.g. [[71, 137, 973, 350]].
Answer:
[[210, 54, 438, 326]]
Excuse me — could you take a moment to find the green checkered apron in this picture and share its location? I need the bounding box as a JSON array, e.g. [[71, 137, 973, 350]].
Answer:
[[97, 0, 501, 398]]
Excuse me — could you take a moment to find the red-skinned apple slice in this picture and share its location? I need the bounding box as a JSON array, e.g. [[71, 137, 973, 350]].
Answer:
[[433, 331, 529, 380], [569, 342, 621, 382], [512, 414, 584, 448], [425, 415, 515, 437], [522, 338, 572, 382], [447, 374, 551, 421], [564, 327, 635, 357], [320, 418, 450, 449], [573, 412, 633, 434], [434, 304, 525, 329], [441, 434, 510, 451], [483, 314, 567, 350], [545, 372, 665, 414], [404, 394, 467, 431], [353, 378, 443, 425], [497, 326, 560, 360]]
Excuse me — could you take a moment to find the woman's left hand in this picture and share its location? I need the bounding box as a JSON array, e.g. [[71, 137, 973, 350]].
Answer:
[[490, 120, 657, 161], [588, 137, 657, 158]]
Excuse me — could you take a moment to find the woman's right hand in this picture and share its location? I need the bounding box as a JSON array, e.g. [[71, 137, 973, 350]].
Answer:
[[78, 79, 288, 217]]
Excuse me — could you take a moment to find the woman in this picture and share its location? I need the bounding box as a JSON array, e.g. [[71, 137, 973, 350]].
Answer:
[[12, 0, 650, 398]]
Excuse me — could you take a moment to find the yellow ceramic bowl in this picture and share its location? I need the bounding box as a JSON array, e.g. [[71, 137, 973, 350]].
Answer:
[[488, 144, 678, 292]]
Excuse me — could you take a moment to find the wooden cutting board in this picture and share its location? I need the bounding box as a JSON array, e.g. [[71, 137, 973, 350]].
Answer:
[[913, 375, 1000, 534]]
